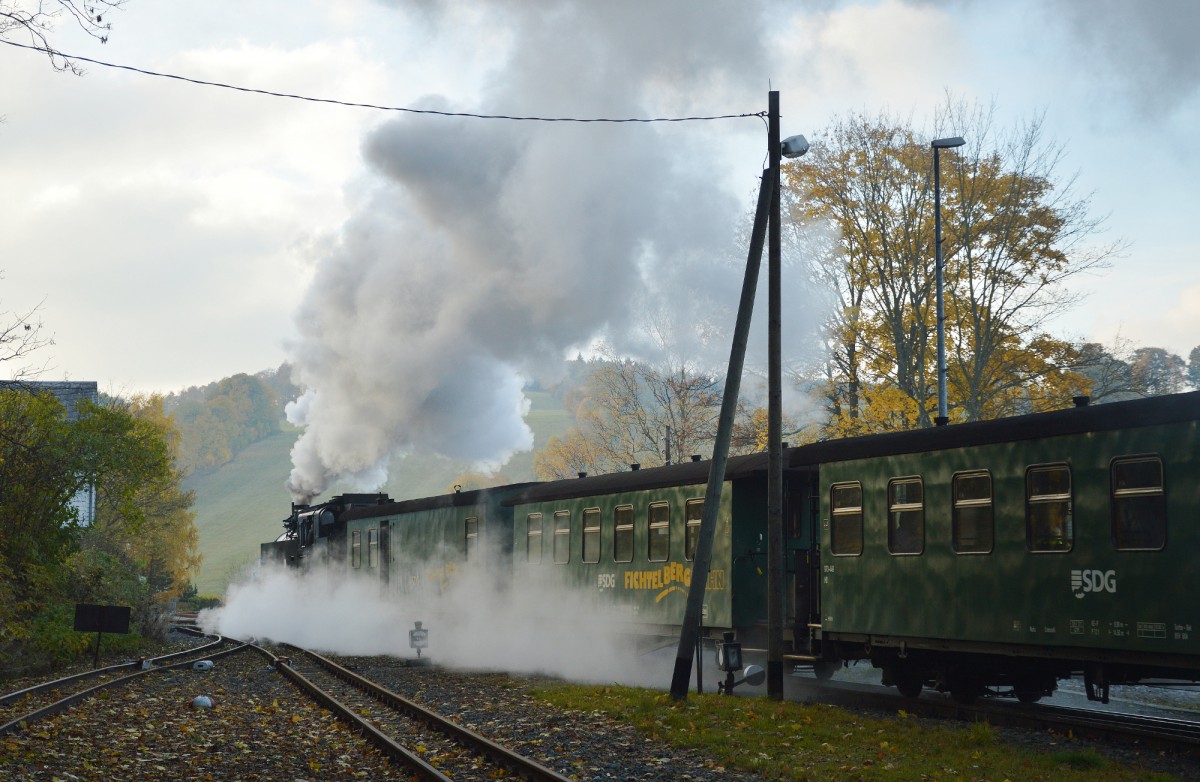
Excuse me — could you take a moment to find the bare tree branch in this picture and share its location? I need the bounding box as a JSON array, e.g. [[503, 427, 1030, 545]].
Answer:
[[1, 1, 126, 74]]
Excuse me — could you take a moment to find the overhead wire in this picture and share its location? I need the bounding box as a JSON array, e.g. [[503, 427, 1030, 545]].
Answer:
[[0, 39, 766, 124]]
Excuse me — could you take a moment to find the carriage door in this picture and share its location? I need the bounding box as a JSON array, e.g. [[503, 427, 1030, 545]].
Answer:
[[786, 469, 820, 653], [379, 520, 391, 589]]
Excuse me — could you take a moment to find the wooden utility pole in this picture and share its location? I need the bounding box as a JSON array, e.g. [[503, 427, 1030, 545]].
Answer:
[[767, 90, 785, 700], [669, 167, 774, 700]]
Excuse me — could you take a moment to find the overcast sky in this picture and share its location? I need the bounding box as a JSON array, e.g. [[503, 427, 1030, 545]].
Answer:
[[1, 0, 1197, 404]]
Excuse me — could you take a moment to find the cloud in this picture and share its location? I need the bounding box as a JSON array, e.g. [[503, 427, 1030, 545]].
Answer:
[[1041, 0, 1200, 116], [0, 36, 387, 390], [768, 0, 972, 113]]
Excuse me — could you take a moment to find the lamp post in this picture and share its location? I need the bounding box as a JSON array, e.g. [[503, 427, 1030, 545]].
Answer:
[[931, 136, 965, 427], [669, 92, 807, 702]]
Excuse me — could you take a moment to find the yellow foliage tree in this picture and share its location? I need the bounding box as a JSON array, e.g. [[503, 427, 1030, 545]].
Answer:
[[72, 395, 200, 611], [785, 99, 1120, 428]]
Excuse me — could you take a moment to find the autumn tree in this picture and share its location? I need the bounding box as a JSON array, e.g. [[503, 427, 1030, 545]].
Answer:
[[0, 389, 85, 666], [70, 396, 200, 619], [1130, 347, 1188, 396], [530, 343, 800, 481], [533, 354, 720, 479], [532, 346, 736, 480], [785, 99, 1118, 430], [0, 389, 198, 673]]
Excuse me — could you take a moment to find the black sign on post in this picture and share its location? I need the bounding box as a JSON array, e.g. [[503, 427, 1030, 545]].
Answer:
[[74, 604, 132, 668]]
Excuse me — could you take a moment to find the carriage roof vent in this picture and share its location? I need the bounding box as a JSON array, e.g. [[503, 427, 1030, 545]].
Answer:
[[1073, 395, 1090, 408], [630, 463, 640, 471], [578, 471, 587, 479], [691, 454, 702, 462]]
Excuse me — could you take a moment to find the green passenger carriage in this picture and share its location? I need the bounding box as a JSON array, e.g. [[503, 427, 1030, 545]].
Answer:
[[501, 456, 777, 643], [800, 391, 1200, 702], [262, 390, 1200, 705]]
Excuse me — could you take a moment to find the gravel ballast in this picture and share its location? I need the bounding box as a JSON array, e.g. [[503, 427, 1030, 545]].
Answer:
[[4, 644, 1200, 781]]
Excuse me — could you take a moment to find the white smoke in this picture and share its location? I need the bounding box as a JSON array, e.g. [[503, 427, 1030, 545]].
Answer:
[[284, 1, 771, 501], [206, 556, 678, 685]]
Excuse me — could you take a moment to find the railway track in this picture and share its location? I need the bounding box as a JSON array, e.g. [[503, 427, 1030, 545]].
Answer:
[[790, 669, 1200, 755], [4, 630, 575, 781], [0, 630, 233, 736], [987, 699, 1200, 749], [273, 642, 574, 782]]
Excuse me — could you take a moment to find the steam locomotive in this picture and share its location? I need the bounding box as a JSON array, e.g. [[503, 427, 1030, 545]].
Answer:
[[262, 389, 1200, 704]]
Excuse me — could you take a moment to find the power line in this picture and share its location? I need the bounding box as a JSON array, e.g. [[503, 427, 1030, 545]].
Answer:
[[1, 39, 765, 124]]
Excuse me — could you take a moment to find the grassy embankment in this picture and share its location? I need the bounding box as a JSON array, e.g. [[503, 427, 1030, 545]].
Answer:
[[186, 390, 572, 596], [535, 683, 1178, 781]]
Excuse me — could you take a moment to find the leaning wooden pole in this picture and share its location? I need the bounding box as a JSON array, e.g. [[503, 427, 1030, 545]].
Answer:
[[669, 167, 774, 700]]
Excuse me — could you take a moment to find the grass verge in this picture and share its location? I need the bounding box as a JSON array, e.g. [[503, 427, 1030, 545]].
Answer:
[[531, 683, 1180, 781]]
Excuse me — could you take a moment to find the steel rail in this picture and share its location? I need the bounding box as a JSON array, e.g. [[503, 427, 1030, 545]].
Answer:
[[282, 643, 574, 782], [0, 641, 250, 736], [263, 646, 451, 781], [798, 675, 1200, 752], [1020, 702, 1200, 748], [0, 631, 227, 708]]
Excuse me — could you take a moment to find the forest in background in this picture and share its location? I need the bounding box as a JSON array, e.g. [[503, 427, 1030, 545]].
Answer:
[[165, 365, 301, 478]]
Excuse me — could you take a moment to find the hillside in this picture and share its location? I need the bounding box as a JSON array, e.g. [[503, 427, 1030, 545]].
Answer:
[[187, 390, 573, 595]]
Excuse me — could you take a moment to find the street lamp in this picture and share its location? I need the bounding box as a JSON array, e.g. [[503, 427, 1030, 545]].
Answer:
[[931, 136, 965, 427], [781, 134, 809, 159]]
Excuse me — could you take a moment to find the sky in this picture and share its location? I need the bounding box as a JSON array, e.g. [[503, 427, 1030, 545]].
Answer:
[[1, 0, 1198, 495]]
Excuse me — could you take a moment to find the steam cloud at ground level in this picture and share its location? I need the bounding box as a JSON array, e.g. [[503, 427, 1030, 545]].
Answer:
[[203, 559, 688, 688]]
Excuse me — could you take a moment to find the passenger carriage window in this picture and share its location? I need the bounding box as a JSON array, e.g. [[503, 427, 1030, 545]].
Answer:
[[953, 471, 993, 554], [526, 513, 542, 563], [830, 482, 863, 556], [648, 502, 670, 562], [1027, 464, 1073, 552], [613, 505, 633, 563], [684, 499, 703, 561], [553, 511, 570, 564], [351, 530, 362, 568], [368, 528, 379, 568], [583, 508, 601, 563], [887, 477, 924, 555], [465, 517, 478, 561], [1111, 456, 1166, 551]]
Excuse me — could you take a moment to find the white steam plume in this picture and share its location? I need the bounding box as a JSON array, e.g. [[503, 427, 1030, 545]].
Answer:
[[284, 1, 769, 501], [207, 556, 677, 686]]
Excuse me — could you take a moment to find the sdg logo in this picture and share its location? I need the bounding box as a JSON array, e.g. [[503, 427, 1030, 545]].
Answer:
[[1071, 569, 1116, 599]]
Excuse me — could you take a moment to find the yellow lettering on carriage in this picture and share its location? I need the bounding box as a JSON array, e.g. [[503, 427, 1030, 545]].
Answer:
[[623, 565, 727, 592]]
